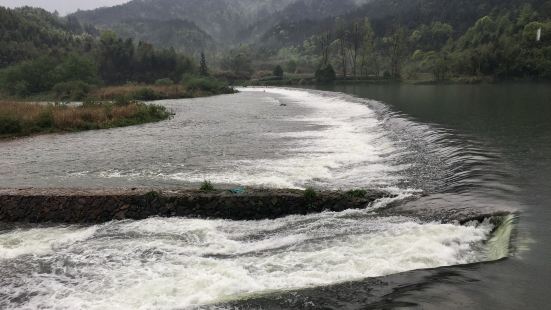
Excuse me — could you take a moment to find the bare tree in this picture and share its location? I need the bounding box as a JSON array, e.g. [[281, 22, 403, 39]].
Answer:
[[389, 26, 407, 79], [317, 32, 332, 66], [335, 17, 349, 78], [349, 22, 363, 77], [360, 18, 375, 77]]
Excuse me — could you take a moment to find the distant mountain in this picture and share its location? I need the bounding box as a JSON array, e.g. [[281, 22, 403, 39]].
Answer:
[[71, 0, 367, 49], [110, 19, 215, 56], [72, 0, 295, 44], [239, 0, 366, 43]]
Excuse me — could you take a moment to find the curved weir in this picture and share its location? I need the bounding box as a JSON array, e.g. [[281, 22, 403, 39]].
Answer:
[[0, 87, 518, 309]]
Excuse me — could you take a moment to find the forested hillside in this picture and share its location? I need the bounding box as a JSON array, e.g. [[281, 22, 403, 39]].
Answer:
[[256, 0, 551, 80], [3, 0, 551, 83], [0, 7, 209, 99], [0, 7, 96, 68]]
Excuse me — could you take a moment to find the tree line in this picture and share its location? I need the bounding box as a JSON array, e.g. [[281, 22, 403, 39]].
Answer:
[[267, 2, 551, 81], [0, 7, 205, 98]]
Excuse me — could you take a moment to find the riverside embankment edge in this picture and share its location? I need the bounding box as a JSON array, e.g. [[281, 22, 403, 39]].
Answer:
[[0, 188, 393, 223]]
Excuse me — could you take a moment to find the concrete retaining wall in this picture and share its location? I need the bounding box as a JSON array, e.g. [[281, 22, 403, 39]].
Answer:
[[0, 188, 391, 223]]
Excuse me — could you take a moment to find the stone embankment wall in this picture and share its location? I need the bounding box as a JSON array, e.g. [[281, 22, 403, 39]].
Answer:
[[0, 188, 391, 223]]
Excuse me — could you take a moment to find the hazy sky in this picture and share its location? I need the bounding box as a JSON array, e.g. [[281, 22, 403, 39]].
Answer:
[[0, 0, 130, 15]]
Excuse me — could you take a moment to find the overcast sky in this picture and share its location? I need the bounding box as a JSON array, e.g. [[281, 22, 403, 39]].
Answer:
[[0, 0, 130, 15]]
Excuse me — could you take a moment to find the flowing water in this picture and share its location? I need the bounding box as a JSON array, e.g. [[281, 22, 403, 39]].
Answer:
[[0, 84, 549, 309]]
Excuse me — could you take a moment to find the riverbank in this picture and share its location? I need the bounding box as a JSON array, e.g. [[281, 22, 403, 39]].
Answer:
[[0, 101, 172, 139], [1, 79, 237, 103], [240, 74, 546, 87], [86, 81, 237, 102], [0, 187, 391, 223]]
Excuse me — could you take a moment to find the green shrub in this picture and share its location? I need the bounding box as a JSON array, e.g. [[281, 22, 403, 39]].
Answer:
[[131, 88, 160, 101], [144, 191, 161, 201], [52, 81, 91, 101], [346, 189, 368, 198], [114, 95, 133, 106], [0, 55, 99, 97], [13, 81, 31, 97], [200, 180, 215, 192], [304, 187, 317, 201], [273, 65, 284, 78], [36, 108, 54, 129], [53, 54, 99, 85], [315, 64, 336, 83], [212, 71, 251, 83], [286, 60, 298, 73], [155, 78, 174, 85], [182, 74, 233, 94], [259, 76, 286, 82], [0, 116, 23, 134]]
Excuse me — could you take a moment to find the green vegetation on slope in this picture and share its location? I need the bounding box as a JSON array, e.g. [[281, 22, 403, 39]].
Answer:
[[254, 0, 551, 81], [0, 7, 234, 101]]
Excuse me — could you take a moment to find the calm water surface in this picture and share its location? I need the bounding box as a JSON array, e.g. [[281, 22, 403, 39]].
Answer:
[[0, 84, 549, 309]]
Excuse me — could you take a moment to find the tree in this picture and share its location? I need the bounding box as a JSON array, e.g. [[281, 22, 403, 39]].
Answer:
[[360, 18, 376, 76], [335, 17, 349, 78], [220, 47, 253, 76], [54, 54, 99, 85], [286, 60, 297, 73], [273, 65, 284, 78], [97, 31, 134, 84], [315, 32, 332, 66], [349, 21, 364, 77], [315, 64, 336, 83], [199, 52, 209, 76], [387, 26, 407, 79]]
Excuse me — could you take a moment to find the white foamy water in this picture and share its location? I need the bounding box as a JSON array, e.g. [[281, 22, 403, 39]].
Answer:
[[0, 87, 412, 190], [0, 226, 97, 260], [0, 211, 496, 309], [79, 87, 404, 189], [167, 87, 402, 189]]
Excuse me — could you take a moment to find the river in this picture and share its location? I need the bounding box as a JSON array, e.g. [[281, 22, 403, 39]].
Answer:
[[0, 84, 549, 309]]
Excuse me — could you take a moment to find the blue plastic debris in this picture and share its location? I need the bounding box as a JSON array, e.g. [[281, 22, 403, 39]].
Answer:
[[229, 187, 246, 194]]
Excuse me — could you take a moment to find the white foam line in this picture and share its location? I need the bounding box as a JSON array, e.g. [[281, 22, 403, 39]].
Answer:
[[165, 87, 405, 189]]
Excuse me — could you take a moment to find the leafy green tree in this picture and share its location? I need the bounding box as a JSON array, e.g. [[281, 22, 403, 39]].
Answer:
[[315, 64, 336, 83], [221, 48, 254, 76], [273, 65, 284, 78], [335, 17, 349, 77], [360, 18, 376, 76], [0, 56, 57, 95], [286, 60, 298, 73], [387, 26, 408, 79], [54, 54, 99, 85], [97, 31, 135, 84]]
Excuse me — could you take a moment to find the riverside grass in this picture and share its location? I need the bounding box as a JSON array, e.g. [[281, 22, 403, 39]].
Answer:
[[81, 78, 236, 102], [0, 101, 171, 138]]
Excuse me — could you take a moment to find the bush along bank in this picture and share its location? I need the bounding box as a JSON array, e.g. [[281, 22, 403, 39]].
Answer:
[[87, 79, 236, 103]]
